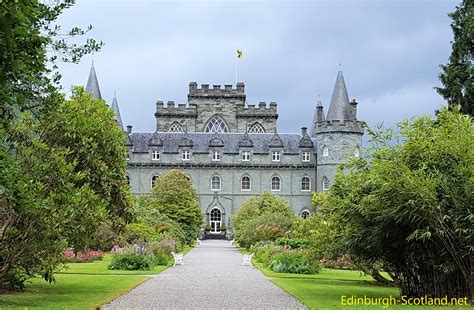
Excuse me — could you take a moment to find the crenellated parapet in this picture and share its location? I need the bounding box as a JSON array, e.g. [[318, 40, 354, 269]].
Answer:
[[155, 100, 198, 118], [236, 101, 278, 119], [314, 119, 364, 134], [188, 82, 245, 99]]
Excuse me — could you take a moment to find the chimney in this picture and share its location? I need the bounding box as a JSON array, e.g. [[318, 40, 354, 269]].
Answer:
[[126, 125, 133, 134], [348, 99, 358, 120], [301, 127, 308, 136]]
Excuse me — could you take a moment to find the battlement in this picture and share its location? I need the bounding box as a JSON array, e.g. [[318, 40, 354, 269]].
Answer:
[[236, 101, 278, 118], [188, 82, 245, 99], [315, 119, 364, 134], [155, 100, 197, 117]]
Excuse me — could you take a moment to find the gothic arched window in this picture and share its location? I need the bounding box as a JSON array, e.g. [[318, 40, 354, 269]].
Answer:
[[322, 176, 330, 191], [301, 176, 311, 191], [151, 175, 159, 189], [248, 122, 265, 133], [271, 176, 281, 191], [211, 175, 221, 191], [241, 175, 251, 191], [301, 210, 311, 219], [205, 116, 229, 133], [168, 122, 184, 132]]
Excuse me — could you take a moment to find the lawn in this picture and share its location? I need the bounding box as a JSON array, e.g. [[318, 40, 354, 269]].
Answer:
[[0, 274, 149, 310], [253, 262, 469, 310]]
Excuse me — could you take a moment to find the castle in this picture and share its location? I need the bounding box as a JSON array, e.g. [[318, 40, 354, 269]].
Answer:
[[85, 64, 364, 234]]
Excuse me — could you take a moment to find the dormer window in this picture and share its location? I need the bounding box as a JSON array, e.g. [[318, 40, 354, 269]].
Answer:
[[242, 151, 250, 161], [182, 150, 190, 161], [302, 152, 310, 162], [272, 151, 281, 162], [212, 150, 221, 161], [152, 150, 160, 161]]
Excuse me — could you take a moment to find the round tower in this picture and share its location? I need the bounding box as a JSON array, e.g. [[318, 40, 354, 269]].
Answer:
[[312, 71, 364, 192]]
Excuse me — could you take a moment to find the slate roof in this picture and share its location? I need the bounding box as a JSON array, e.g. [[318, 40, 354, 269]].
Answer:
[[326, 70, 350, 121], [111, 95, 124, 129], [129, 132, 317, 154], [85, 62, 102, 100]]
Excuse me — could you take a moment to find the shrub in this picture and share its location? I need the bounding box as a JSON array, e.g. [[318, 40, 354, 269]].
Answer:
[[275, 237, 311, 249], [124, 223, 155, 243], [108, 253, 152, 271], [251, 243, 284, 266], [145, 235, 177, 266], [269, 251, 321, 275]]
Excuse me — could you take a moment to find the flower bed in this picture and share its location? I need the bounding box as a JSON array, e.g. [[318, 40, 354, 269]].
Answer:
[[63, 248, 104, 263]]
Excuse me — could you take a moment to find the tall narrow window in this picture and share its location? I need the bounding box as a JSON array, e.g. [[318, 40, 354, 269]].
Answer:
[[151, 175, 159, 189], [212, 151, 221, 161], [205, 116, 229, 133], [182, 150, 190, 161], [354, 146, 360, 157], [301, 210, 311, 219], [241, 176, 251, 191], [302, 152, 310, 162], [272, 151, 281, 162], [168, 122, 184, 132], [271, 176, 281, 191], [323, 146, 329, 157], [242, 151, 250, 161], [211, 175, 221, 191], [248, 122, 265, 133], [152, 150, 160, 160], [301, 177, 311, 191], [322, 176, 329, 191]]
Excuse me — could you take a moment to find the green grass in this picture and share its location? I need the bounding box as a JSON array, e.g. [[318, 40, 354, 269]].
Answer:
[[59, 254, 168, 275], [253, 262, 469, 309], [0, 274, 149, 310]]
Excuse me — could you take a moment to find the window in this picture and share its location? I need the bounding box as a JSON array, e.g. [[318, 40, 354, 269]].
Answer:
[[242, 151, 250, 161], [205, 116, 229, 133], [272, 151, 281, 162], [126, 151, 130, 160], [211, 175, 221, 191], [323, 146, 329, 157], [212, 151, 221, 161], [241, 176, 251, 191], [152, 150, 160, 160], [271, 176, 281, 191], [301, 177, 311, 191], [182, 150, 190, 161], [248, 122, 265, 133], [322, 176, 329, 191], [125, 175, 130, 186], [151, 175, 159, 188], [301, 210, 311, 219], [354, 146, 360, 157], [209, 208, 222, 233], [302, 152, 310, 162], [168, 122, 184, 132]]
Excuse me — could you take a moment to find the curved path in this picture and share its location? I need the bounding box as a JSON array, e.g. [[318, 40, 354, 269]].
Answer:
[[103, 240, 305, 309]]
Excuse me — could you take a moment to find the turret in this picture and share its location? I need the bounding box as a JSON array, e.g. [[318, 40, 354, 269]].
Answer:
[[111, 92, 124, 130], [85, 61, 102, 100]]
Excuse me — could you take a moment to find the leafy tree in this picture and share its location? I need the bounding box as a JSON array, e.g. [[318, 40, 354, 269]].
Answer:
[[146, 170, 203, 244], [322, 108, 473, 299], [436, 0, 473, 117], [233, 192, 295, 248]]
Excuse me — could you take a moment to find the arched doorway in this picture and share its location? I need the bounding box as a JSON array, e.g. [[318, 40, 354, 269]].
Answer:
[[209, 208, 222, 233]]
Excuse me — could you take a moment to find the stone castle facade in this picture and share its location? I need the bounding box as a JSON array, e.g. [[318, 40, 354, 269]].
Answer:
[[85, 65, 364, 233]]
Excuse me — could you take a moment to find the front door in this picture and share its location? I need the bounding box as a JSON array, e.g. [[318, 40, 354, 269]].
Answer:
[[209, 208, 222, 233]]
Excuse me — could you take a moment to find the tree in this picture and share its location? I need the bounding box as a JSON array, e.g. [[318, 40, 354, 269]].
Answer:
[[233, 192, 295, 248], [322, 108, 473, 299], [147, 170, 203, 244], [436, 0, 474, 117]]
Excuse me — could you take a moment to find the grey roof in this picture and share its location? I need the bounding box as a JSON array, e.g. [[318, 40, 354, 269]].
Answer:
[[111, 94, 124, 129], [85, 62, 102, 100], [310, 100, 324, 137], [129, 132, 317, 154], [326, 71, 350, 121]]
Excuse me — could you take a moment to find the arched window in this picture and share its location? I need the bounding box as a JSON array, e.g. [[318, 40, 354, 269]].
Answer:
[[354, 146, 360, 157], [322, 176, 329, 191], [301, 176, 311, 191], [151, 175, 159, 189], [241, 176, 251, 191], [211, 175, 221, 191], [205, 116, 229, 133], [168, 122, 184, 132], [125, 175, 130, 186], [209, 208, 222, 232], [323, 146, 329, 157], [248, 122, 265, 133], [271, 176, 281, 191], [301, 210, 311, 219]]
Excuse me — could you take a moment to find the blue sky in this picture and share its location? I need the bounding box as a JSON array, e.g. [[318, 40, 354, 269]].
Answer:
[[57, 0, 457, 133]]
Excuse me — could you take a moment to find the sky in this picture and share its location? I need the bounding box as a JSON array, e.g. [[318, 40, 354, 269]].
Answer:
[[57, 0, 457, 134]]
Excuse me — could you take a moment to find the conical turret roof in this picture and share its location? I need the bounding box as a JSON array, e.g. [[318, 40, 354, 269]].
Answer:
[[326, 71, 350, 121], [85, 61, 102, 100], [111, 93, 124, 130]]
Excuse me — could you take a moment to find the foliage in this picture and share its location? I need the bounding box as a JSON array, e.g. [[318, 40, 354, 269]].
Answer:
[[144, 236, 177, 266], [275, 237, 311, 249], [233, 192, 295, 248], [436, 0, 473, 117], [62, 248, 104, 263], [322, 109, 473, 299], [123, 223, 155, 244], [145, 170, 203, 244], [108, 253, 152, 271], [269, 251, 320, 275]]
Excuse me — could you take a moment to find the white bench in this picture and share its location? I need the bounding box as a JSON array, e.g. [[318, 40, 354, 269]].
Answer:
[[171, 252, 184, 266], [242, 253, 254, 266], [196, 238, 201, 245]]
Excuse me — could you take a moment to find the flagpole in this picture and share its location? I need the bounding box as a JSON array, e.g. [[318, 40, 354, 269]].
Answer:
[[235, 57, 238, 85]]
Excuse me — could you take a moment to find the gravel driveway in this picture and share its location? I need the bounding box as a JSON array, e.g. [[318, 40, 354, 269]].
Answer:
[[102, 240, 306, 309]]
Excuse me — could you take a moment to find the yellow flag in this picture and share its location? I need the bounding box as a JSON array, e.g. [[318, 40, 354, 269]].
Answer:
[[237, 49, 243, 59]]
